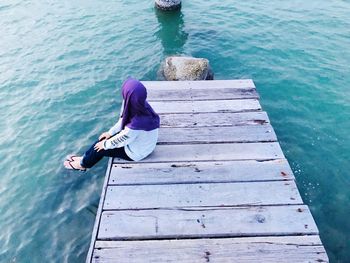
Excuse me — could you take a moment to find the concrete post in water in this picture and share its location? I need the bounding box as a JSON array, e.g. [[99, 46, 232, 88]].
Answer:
[[161, 56, 214, 81], [155, 0, 181, 11]]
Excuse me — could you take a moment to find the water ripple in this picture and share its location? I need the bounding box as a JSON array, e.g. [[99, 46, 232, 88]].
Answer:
[[1, 0, 350, 262]]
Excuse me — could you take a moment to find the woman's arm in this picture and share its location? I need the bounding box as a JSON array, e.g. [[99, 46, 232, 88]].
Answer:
[[106, 100, 125, 136], [103, 127, 139, 150], [107, 118, 123, 136], [94, 127, 139, 152]]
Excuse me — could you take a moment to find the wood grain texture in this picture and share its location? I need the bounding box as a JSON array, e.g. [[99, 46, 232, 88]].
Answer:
[[87, 79, 327, 262], [142, 79, 255, 91], [98, 205, 318, 240], [93, 236, 328, 263], [151, 99, 261, 114], [104, 181, 302, 210], [113, 142, 285, 163], [147, 87, 259, 101], [109, 159, 294, 185], [158, 125, 277, 144], [85, 158, 113, 263], [160, 111, 270, 128]]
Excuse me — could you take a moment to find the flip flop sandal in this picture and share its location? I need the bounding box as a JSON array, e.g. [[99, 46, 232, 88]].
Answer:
[[66, 160, 86, 172], [66, 154, 79, 162]]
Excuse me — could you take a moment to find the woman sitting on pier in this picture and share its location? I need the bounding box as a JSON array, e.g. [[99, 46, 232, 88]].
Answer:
[[64, 78, 160, 171]]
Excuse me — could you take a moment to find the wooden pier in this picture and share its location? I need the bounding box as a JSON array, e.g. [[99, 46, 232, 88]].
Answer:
[[86, 80, 328, 262]]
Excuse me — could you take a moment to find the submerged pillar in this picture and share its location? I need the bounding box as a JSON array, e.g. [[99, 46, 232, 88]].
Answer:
[[155, 0, 181, 11]]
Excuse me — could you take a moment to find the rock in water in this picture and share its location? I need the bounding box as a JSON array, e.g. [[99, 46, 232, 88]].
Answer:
[[163, 56, 214, 81], [155, 0, 181, 11]]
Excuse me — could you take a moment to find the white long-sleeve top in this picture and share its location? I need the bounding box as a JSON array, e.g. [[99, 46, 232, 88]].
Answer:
[[103, 118, 158, 161]]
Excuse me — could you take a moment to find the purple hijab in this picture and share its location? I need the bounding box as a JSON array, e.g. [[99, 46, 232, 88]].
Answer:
[[120, 78, 160, 131]]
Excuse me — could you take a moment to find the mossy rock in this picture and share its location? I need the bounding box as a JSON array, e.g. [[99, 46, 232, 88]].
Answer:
[[163, 56, 214, 81]]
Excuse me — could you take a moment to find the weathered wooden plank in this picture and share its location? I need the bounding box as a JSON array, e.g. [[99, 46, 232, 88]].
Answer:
[[158, 125, 277, 144], [160, 111, 270, 128], [88, 79, 328, 263], [95, 234, 323, 248], [151, 99, 261, 114], [147, 87, 259, 101], [113, 142, 285, 163], [109, 159, 294, 185], [104, 181, 302, 210], [142, 79, 255, 91], [93, 236, 328, 263], [97, 205, 318, 240], [86, 158, 113, 263]]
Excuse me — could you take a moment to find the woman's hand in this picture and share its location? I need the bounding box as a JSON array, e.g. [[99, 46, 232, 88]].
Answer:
[[94, 141, 105, 152], [99, 132, 111, 141]]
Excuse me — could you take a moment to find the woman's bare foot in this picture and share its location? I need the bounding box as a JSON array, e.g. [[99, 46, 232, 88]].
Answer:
[[64, 160, 86, 171]]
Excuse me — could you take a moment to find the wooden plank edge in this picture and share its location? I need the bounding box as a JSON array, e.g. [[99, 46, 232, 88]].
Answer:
[[101, 202, 307, 211], [107, 178, 295, 186], [101, 203, 308, 212], [98, 203, 308, 212], [96, 232, 321, 242], [113, 158, 284, 164], [156, 139, 278, 145], [94, 234, 324, 248], [85, 158, 113, 263], [141, 79, 256, 90], [148, 96, 260, 102], [157, 109, 263, 115]]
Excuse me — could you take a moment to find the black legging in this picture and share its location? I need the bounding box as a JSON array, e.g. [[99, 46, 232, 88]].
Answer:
[[81, 140, 132, 168]]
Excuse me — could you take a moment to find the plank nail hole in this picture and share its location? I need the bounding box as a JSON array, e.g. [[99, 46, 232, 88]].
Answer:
[[255, 214, 266, 223], [281, 171, 288, 177], [204, 251, 211, 262], [171, 164, 195, 168]]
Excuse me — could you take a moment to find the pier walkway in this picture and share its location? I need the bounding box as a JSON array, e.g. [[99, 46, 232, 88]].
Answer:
[[86, 80, 328, 262]]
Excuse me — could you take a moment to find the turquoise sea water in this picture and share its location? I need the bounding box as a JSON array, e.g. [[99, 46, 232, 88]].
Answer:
[[0, 0, 349, 262]]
